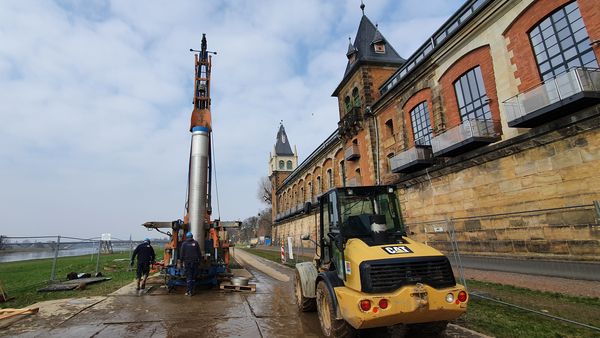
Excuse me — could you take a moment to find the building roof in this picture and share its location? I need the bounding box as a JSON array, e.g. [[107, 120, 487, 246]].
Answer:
[[333, 15, 405, 96], [274, 124, 294, 156]]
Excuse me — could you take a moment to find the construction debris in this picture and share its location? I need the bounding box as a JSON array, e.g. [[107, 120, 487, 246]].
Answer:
[[0, 307, 39, 321], [37, 277, 111, 292]]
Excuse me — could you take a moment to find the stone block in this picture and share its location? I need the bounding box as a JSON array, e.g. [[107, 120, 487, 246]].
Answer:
[[490, 240, 513, 253], [526, 240, 551, 253], [514, 161, 537, 176], [548, 240, 570, 255], [550, 149, 583, 170], [509, 219, 527, 227], [562, 209, 596, 225], [568, 240, 600, 255], [513, 240, 528, 253], [535, 158, 553, 173], [484, 229, 497, 240], [464, 219, 482, 231], [528, 227, 545, 240], [499, 179, 522, 193], [520, 172, 563, 188]]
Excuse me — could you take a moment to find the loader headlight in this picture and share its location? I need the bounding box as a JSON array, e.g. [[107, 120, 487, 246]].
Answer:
[[445, 293, 454, 303]]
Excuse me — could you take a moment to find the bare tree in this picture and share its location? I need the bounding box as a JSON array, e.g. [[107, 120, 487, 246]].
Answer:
[[257, 176, 272, 205], [257, 207, 272, 238]]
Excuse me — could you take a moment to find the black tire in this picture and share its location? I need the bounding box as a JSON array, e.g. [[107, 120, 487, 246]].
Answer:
[[295, 270, 316, 312], [386, 324, 409, 338], [316, 281, 356, 338], [408, 321, 448, 337]]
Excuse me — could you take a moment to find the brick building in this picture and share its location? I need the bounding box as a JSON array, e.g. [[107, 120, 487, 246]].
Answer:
[[270, 0, 600, 259]]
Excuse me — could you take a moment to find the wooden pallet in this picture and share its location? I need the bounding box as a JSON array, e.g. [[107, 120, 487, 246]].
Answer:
[[219, 283, 256, 292]]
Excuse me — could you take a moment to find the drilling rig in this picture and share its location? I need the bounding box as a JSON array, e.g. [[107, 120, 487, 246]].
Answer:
[[143, 34, 240, 290]]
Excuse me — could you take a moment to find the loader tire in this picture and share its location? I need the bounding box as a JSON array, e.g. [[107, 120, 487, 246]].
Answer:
[[295, 270, 316, 312], [316, 281, 356, 338], [408, 320, 448, 337]]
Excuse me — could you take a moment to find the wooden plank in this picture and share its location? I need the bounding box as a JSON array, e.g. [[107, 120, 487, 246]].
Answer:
[[0, 307, 39, 321], [219, 283, 256, 292]]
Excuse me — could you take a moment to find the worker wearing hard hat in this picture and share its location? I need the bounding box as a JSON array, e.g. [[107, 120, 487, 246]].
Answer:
[[131, 238, 156, 291], [179, 232, 202, 296]]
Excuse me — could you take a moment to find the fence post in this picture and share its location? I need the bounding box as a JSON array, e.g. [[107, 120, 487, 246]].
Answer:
[[95, 240, 102, 275], [447, 218, 467, 290], [128, 234, 133, 261], [50, 235, 61, 281], [593, 201, 600, 223]]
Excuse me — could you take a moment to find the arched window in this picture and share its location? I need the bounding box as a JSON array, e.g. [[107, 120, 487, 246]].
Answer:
[[352, 87, 361, 107], [454, 66, 491, 122], [286, 160, 292, 170], [327, 169, 333, 188], [409, 101, 433, 146], [344, 96, 352, 112], [340, 160, 346, 187], [529, 2, 598, 81], [316, 176, 321, 194], [279, 160, 285, 169]]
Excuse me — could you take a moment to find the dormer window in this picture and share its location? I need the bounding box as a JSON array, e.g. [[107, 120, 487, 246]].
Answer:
[[374, 42, 385, 54]]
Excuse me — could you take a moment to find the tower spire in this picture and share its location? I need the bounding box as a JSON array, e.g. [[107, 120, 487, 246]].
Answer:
[[360, 0, 365, 15]]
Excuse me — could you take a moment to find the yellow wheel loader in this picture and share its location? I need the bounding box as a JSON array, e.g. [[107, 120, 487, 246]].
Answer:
[[294, 186, 467, 337]]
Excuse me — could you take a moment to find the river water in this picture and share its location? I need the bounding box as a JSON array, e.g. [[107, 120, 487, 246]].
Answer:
[[0, 247, 131, 263]]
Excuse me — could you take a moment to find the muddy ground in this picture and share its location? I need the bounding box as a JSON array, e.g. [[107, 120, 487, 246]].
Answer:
[[1, 250, 488, 338]]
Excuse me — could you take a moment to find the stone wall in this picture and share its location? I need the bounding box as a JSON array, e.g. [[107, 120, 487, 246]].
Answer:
[[398, 108, 600, 259], [273, 211, 320, 248]]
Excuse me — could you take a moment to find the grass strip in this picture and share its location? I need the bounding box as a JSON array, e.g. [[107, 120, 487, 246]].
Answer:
[[0, 249, 163, 309]]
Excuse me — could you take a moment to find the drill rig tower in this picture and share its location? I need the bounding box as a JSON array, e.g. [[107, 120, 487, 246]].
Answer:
[[142, 34, 240, 290], [188, 33, 213, 254]]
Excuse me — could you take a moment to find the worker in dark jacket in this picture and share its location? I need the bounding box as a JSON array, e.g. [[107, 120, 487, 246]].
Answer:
[[179, 231, 202, 296], [131, 238, 156, 290]]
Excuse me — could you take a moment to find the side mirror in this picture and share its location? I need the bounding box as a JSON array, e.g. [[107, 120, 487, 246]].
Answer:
[[301, 234, 310, 240]]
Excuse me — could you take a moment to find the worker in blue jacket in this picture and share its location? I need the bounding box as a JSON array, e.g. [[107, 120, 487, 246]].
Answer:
[[179, 232, 202, 296], [131, 238, 156, 290]]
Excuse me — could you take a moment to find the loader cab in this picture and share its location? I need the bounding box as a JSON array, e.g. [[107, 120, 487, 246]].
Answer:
[[318, 186, 405, 272]]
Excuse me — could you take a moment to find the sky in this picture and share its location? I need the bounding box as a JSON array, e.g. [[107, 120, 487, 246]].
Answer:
[[0, 0, 465, 239]]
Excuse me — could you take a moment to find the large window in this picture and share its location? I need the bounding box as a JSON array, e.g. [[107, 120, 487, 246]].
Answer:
[[454, 66, 492, 121], [352, 87, 361, 107], [278, 160, 285, 169], [286, 160, 292, 170], [409, 101, 433, 146], [529, 1, 598, 81], [327, 169, 333, 189], [344, 96, 352, 112]]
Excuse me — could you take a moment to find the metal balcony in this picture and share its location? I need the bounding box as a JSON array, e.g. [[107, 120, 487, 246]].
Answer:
[[346, 177, 362, 187], [431, 119, 500, 157], [504, 67, 600, 128], [390, 145, 433, 173], [345, 144, 360, 161]]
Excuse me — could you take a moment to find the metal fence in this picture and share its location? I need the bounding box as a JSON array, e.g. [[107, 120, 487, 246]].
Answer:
[[0, 235, 159, 281], [405, 202, 600, 283]]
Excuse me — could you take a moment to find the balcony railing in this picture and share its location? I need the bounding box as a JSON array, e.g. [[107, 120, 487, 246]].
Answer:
[[345, 143, 360, 161], [346, 177, 362, 187], [504, 67, 600, 128], [431, 119, 499, 157], [390, 145, 433, 173], [338, 107, 363, 139]]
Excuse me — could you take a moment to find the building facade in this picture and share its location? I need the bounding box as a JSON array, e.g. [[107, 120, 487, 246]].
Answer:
[[270, 0, 600, 259]]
